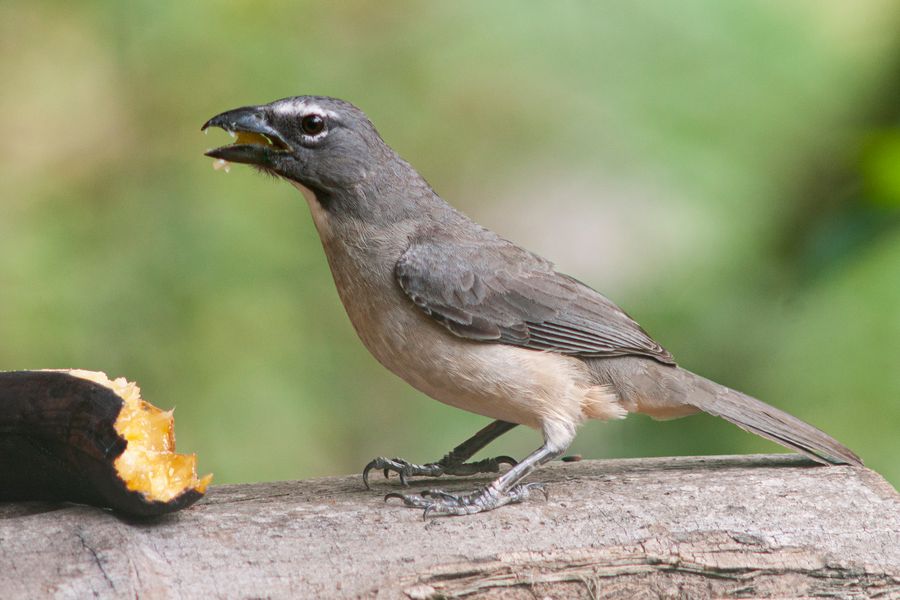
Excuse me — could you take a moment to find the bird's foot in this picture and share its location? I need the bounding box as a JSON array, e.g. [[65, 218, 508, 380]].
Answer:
[[385, 483, 546, 517], [362, 455, 517, 488]]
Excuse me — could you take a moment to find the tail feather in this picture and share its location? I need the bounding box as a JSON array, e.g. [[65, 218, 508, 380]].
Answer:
[[591, 357, 863, 466], [685, 371, 863, 467]]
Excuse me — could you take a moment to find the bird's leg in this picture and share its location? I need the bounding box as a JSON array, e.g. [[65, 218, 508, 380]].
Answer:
[[386, 443, 562, 517], [386, 422, 573, 517], [363, 420, 518, 488]]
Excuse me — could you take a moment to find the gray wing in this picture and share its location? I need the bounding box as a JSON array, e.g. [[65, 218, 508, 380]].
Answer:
[[395, 234, 675, 364]]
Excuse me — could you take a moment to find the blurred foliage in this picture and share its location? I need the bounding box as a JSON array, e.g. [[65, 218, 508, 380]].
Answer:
[[1, 1, 898, 486], [864, 131, 900, 207]]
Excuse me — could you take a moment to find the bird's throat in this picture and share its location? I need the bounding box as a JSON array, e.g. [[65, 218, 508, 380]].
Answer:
[[291, 180, 334, 241], [290, 180, 319, 206]]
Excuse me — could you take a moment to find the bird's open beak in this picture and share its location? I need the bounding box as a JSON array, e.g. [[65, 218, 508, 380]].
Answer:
[[202, 106, 291, 166]]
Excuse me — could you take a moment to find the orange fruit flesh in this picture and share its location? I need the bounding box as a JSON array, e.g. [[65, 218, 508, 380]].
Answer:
[[114, 398, 212, 502], [63, 370, 212, 503]]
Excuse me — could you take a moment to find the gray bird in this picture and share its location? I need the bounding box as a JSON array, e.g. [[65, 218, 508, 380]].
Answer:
[[202, 96, 862, 516]]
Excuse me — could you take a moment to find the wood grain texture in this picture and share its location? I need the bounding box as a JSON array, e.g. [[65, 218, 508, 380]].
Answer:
[[2, 454, 898, 599]]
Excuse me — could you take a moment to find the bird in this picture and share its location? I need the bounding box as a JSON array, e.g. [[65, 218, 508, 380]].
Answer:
[[202, 95, 862, 517]]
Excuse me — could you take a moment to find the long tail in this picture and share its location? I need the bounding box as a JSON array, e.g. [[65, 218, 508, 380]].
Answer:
[[593, 357, 863, 466], [681, 368, 863, 466]]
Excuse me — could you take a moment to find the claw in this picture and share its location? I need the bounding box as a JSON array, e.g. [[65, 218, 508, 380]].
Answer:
[[384, 491, 431, 509], [363, 456, 408, 489], [362, 462, 375, 490]]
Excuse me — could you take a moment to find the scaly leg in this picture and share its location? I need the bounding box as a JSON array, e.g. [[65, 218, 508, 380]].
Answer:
[[363, 420, 518, 488], [386, 422, 574, 517]]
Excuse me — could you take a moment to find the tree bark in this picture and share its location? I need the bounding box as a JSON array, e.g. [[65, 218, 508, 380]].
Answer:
[[2, 454, 898, 599]]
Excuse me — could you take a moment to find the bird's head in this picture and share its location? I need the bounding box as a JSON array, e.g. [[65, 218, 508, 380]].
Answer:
[[202, 96, 392, 199]]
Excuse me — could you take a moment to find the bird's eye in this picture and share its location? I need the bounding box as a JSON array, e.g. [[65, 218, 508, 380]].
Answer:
[[301, 114, 325, 136]]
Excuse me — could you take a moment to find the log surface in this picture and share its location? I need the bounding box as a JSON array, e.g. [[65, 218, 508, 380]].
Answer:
[[2, 454, 899, 599]]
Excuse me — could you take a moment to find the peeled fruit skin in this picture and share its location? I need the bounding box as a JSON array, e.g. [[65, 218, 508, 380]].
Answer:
[[0, 371, 210, 517]]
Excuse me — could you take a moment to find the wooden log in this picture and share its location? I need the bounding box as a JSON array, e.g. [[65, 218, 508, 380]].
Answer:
[[2, 454, 898, 599]]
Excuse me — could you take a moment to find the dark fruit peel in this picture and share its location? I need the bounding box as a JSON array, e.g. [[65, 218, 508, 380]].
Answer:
[[0, 370, 211, 517]]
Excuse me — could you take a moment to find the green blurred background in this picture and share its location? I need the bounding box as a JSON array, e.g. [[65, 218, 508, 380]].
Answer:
[[1, 1, 898, 487]]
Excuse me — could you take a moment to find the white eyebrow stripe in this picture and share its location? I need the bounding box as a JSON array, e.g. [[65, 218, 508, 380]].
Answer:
[[274, 100, 339, 119]]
